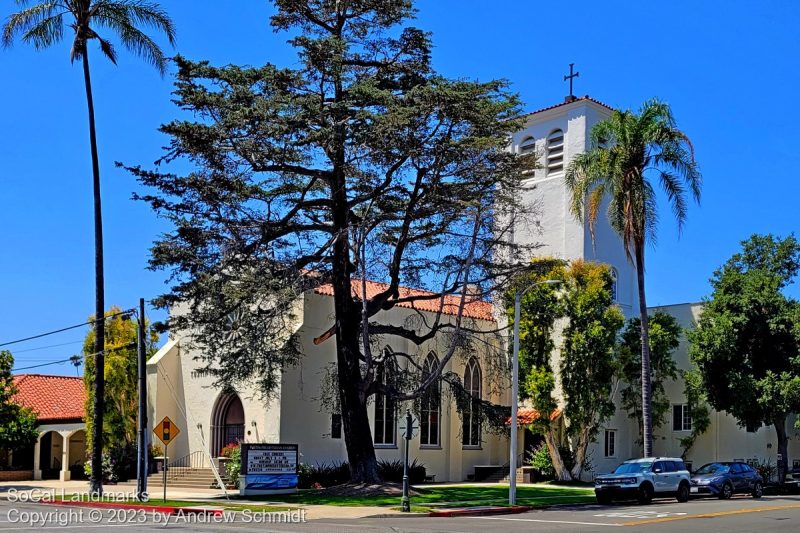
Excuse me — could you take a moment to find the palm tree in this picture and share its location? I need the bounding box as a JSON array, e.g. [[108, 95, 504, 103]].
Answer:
[[565, 99, 701, 457], [3, 0, 175, 494]]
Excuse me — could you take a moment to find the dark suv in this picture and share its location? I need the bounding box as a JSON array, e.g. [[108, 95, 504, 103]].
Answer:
[[594, 457, 692, 504]]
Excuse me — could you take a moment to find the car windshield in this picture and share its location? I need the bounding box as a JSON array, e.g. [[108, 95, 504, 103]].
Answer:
[[694, 463, 730, 475], [614, 462, 653, 474]]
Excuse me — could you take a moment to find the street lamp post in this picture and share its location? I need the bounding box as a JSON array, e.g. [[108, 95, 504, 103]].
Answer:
[[509, 279, 561, 506]]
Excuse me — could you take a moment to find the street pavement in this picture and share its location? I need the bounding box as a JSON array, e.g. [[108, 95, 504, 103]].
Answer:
[[1, 494, 799, 532]]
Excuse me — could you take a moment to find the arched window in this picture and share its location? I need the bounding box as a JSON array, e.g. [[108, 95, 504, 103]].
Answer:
[[462, 357, 482, 447], [420, 353, 441, 447], [610, 267, 619, 302], [519, 136, 536, 155], [374, 359, 397, 446], [546, 129, 565, 175]]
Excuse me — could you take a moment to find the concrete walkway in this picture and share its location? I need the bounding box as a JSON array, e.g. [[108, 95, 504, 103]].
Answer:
[[0, 479, 403, 519]]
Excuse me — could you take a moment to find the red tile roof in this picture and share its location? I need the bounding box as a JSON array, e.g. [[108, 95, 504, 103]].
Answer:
[[507, 408, 562, 426], [521, 95, 614, 119], [313, 280, 495, 322], [12, 374, 86, 423]]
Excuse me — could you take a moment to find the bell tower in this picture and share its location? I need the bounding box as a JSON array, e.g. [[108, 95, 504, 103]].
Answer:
[[510, 96, 638, 316]]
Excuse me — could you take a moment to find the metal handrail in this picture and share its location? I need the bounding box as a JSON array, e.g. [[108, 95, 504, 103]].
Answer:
[[165, 451, 206, 480]]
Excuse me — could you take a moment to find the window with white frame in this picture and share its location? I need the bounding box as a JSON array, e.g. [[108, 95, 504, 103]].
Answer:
[[604, 429, 616, 457], [672, 404, 692, 431], [546, 129, 564, 175], [519, 136, 536, 155], [419, 353, 441, 447], [462, 357, 482, 447], [374, 361, 397, 446]]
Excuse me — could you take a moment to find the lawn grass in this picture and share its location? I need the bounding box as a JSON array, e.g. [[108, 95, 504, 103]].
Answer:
[[239, 484, 595, 509]]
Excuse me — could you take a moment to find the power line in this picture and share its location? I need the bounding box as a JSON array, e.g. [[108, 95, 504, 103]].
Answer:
[[10, 342, 136, 372], [12, 358, 75, 372], [0, 308, 135, 348], [12, 340, 84, 354]]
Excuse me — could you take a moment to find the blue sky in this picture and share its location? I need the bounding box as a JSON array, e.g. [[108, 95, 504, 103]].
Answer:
[[2, 0, 798, 374]]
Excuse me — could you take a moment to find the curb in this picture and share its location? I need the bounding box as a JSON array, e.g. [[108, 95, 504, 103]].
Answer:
[[39, 499, 224, 516], [429, 505, 532, 517]]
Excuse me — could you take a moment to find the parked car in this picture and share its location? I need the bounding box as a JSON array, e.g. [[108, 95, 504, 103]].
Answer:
[[689, 462, 763, 499], [594, 457, 692, 505]]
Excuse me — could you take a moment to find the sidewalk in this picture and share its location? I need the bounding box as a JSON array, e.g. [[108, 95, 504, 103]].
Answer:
[[0, 479, 403, 519]]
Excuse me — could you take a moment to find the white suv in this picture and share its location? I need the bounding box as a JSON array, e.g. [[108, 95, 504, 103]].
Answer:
[[594, 457, 692, 504]]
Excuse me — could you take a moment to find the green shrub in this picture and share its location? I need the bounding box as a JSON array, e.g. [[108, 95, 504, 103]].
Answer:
[[297, 461, 351, 488], [226, 446, 241, 487], [526, 443, 577, 480], [377, 459, 426, 484]]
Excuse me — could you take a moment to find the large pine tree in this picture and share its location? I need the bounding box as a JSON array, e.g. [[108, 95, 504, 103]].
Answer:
[[127, 0, 537, 482]]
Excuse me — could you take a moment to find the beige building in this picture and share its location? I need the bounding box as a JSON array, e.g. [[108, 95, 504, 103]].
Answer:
[[147, 283, 510, 483], [149, 94, 799, 485], [509, 96, 799, 479]]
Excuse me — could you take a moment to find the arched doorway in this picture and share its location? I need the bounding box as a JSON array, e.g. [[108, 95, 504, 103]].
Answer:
[[38, 431, 63, 480], [210, 393, 245, 457], [67, 430, 87, 480]]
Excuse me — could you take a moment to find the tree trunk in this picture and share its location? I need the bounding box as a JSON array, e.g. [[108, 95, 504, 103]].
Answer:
[[635, 244, 654, 458], [570, 426, 592, 480], [544, 429, 571, 481], [774, 415, 788, 484], [83, 49, 106, 496]]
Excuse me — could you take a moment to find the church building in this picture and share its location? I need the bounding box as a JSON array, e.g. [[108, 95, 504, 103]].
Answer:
[[147, 93, 798, 485]]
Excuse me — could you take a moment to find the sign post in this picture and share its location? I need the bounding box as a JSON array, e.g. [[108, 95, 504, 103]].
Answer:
[[239, 444, 299, 496], [153, 416, 180, 502]]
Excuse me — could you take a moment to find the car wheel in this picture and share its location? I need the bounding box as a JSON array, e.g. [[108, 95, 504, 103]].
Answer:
[[596, 493, 613, 505], [752, 482, 763, 498], [637, 483, 653, 505], [719, 482, 733, 500], [676, 482, 690, 503]]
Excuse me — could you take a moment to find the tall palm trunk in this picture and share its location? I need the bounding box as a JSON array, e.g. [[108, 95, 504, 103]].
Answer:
[[635, 243, 653, 457], [82, 47, 106, 495]]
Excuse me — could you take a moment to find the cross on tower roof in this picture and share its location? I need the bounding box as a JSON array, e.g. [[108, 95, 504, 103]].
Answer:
[[564, 63, 580, 102]]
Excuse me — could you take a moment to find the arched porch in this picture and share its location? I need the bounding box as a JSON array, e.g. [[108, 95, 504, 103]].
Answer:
[[33, 423, 86, 481]]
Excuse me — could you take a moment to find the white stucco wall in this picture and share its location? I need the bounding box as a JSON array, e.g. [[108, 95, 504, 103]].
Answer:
[[278, 291, 509, 482], [588, 302, 800, 478], [148, 290, 509, 482]]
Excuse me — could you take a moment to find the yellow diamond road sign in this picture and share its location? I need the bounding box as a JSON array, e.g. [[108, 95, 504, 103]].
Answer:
[[154, 416, 180, 446]]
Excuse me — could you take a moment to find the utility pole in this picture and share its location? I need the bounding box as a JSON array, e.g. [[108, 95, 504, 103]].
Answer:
[[136, 298, 148, 500]]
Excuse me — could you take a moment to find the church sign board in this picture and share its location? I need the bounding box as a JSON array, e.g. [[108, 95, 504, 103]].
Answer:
[[239, 443, 299, 495]]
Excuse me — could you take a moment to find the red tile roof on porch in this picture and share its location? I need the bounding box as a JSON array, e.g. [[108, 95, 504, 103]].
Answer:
[[313, 280, 495, 322], [507, 408, 562, 426], [12, 374, 86, 423]]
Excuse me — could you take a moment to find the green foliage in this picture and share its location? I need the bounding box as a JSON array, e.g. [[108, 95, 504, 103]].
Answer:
[[297, 461, 351, 489], [83, 453, 116, 483], [565, 99, 702, 256], [509, 259, 622, 477], [0, 351, 39, 452], [678, 368, 711, 457], [526, 443, 578, 481], [123, 0, 536, 482], [617, 311, 682, 437], [690, 234, 800, 429], [528, 443, 555, 479], [83, 306, 159, 453], [3, 1, 176, 73], [559, 261, 624, 441], [377, 459, 426, 484], [690, 234, 800, 480], [227, 445, 241, 487]]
